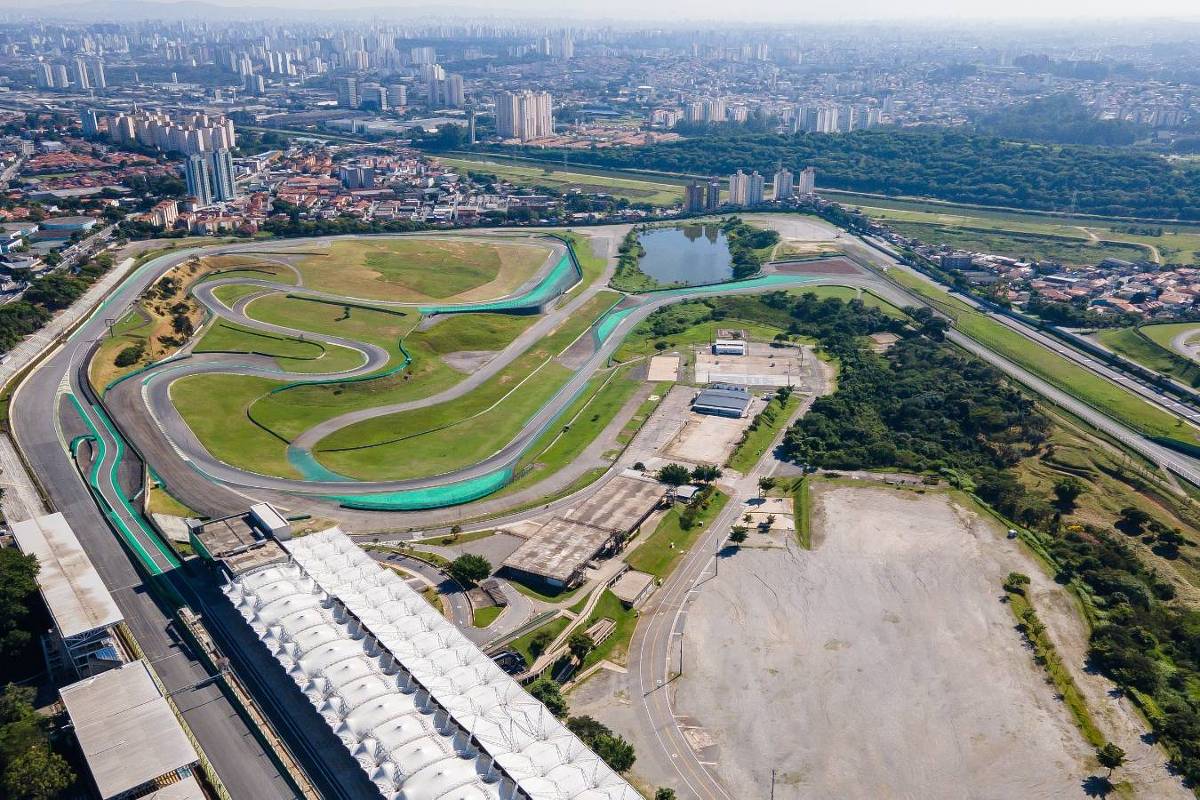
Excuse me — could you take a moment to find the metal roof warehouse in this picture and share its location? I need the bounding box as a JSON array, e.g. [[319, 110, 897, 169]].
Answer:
[[691, 383, 753, 418]]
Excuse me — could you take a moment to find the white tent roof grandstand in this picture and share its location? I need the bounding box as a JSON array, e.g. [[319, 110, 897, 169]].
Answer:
[[223, 528, 639, 800]]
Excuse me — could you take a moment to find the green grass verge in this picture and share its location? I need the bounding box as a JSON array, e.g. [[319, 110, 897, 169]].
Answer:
[[473, 605, 504, 628], [211, 283, 270, 308], [727, 394, 799, 473], [1006, 589, 1106, 748], [613, 314, 787, 362], [793, 476, 812, 549], [170, 373, 297, 478], [506, 616, 571, 665], [579, 590, 640, 670], [507, 576, 585, 604], [195, 320, 365, 373], [886, 268, 1200, 449], [558, 231, 608, 300], [413, 313, 536, 354], [790, 284, 909, 318], [888, 220, 1149, 265], [626, 490, 730, 578], [312, 292, 618, 480], [1094, 326, 1200, 386], [145, 484, 198, 518]]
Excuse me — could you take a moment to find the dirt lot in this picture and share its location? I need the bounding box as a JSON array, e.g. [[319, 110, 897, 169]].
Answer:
[[673, 484, 1097, 799], [665, 407, 759, 465]]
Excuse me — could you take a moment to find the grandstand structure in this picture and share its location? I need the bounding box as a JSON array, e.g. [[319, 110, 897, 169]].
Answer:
[[224, 528, 639, 800]]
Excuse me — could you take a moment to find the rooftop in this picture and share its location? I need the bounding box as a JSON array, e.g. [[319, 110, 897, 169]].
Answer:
[[693, 383, 753, 413], [10, 513, 123, 639], [59, 660, 199, 800], [503, 518, 615, 585], [225, 528, 639, 800]]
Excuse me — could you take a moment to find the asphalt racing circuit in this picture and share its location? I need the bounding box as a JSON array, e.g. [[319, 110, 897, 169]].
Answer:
[[66, 230, 853, 520]]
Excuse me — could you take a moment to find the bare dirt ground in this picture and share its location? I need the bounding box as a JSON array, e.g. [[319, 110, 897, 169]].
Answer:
[[665, 409, 758, 465], [673, 484, 1099, 800]]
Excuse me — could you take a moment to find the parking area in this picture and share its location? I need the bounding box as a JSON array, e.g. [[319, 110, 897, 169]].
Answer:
[[692, 342, 809, 387], [664, 407, 760, 465]]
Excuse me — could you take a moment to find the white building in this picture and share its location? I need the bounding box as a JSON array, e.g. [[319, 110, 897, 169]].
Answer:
[[774, 167, 794, 200], [495, 90, 553, 141], [224, 528, 640, 800]]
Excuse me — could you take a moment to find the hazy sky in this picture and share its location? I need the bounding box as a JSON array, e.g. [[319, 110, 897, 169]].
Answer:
[[40, 0, 1200, 23]]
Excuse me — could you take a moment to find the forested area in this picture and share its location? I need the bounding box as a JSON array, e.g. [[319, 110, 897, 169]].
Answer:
[[488, 128, 1200, 219], [774, 292, 1200, 785], [973, 94, 1145, 146], [0, 254, 115, 355]]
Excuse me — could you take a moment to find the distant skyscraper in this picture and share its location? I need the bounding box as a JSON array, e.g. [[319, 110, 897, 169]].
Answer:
[[208, 148, 237, 202], [52, 64, 70, 90], [387, 84, 407, 108], [796, 166, 816, 195], [705, 178, 721, 210], [444, 74, 465, 108], [184, 154, 213, 206], [774, 167, 794, 200], [73, 57, 90, 90], [685, 182, 705, 213], [80, 109, 100, 138], [91, 58, 106, 90], [336, 76, 359, 109], [410, 46, 436, 65], [747, 171, 765, 205], [34, 62, 54, 89], [559, 33, 574, 59], [495, 90, 553, 141], [728, 170, 749, 206], [360, 84, 387, 111]]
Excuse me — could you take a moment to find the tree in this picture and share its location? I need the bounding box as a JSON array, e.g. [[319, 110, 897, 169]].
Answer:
[[447, 554, 491, 587], [729, 525, 749, 546], [1096, 742, 1126, 777], [528, 678, 568, 717], [567, 631, 594, 664], [0, 550, 39, 660], [567, 716, 636, 772], [657, 463, 692, 491], [528, 629, 555, 659], [757, 476, 777, 496], [655, 790, 677, 800], [3, 744, 73, 800], [1003, 572, 1031, 595], [691, 464, 722, 484], [1053, 477, 1085, 510]]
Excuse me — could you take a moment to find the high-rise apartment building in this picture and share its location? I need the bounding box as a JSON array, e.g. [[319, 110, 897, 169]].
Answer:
[[796, 166, 816, 195], [184, 154, 213, 206], [336, 76, 359, 109], [73, 58, 90, 90], [705, 178, 721, 210], [410, 46, 436, 65], [35, 62, 54, 89], [91, 58, 106, 90], [444, 74, 465, 108], [774, 167, 794, 200], [80, 109, 100, 138], [685, 182, 705, 213], [495, 90, 553, 141], [728, 170, 749, 206], [52, 64, 70, 89], [208, 148, 237, 202], [360, 84, 387, 111], [747, 171, 765, 205], [387, 84, 407, 108]]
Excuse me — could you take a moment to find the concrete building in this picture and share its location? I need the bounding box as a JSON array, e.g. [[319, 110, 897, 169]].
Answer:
[[705, 177, 722, 210], [685, 181, 705, 212], [10, 513, 123, 679], [728, 169, 749, 206], [224, 528, 640, 799], [208, 148, 237, 202], [774, 167, 794, 200], [502, 475, 664, 589], [60, 660, 202, 800], [796, 165, 816, 195], [184, 154, 213, 206], [692, 383, 754, 417], [747, 170, 765, 205], [495, 89, 553, 141], [336, 75, 359, 109]]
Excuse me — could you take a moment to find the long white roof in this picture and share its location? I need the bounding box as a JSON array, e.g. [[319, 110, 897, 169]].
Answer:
[[224, 528, 640, 800], [11, 512, 123, 639]]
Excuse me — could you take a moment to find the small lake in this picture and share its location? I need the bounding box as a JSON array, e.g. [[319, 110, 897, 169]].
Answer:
[[638, 224, 734, 286]]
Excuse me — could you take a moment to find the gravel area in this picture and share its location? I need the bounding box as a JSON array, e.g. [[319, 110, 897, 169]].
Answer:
[[674, 484, 1095, 799]]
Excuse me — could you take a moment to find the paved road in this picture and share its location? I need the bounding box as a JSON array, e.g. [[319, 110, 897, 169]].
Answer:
[[627, 367, 827, 799]]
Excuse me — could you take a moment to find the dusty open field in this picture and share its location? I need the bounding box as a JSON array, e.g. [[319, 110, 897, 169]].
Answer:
[[674, 484, 1096, 799], [665, 407, 758, 465]]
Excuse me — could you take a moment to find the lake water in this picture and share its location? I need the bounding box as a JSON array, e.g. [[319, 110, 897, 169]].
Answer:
[[638, 224, 734, 286]]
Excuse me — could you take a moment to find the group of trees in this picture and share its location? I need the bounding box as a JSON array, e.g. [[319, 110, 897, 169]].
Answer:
[[0, 685, 74, 800], [0, 253, 116, 358], [763, 288, 1200, 783], [720, 217, 779, 279], [973, 94, 1145, 147], [488, 128, 1200, 219], [526, 678, 637, 773]]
